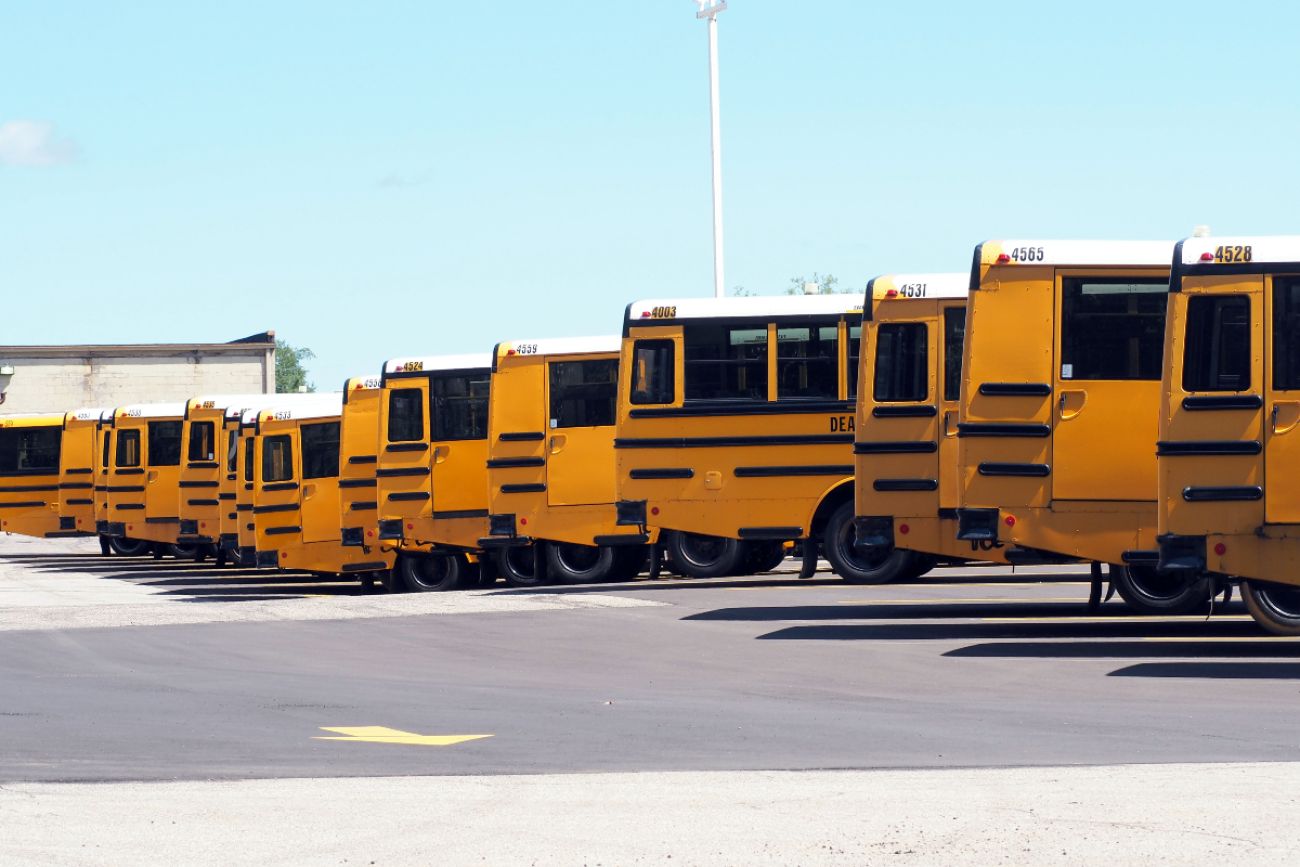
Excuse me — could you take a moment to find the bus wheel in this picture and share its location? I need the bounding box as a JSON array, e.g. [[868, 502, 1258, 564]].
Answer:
[[1241, 580, 1300, 636], [743, 541, 787, 575], [107, 537, 151, 557], [496, 546, 547, 588], [399, 552, 464, 592], [546, 543, 616, 584], [1112, 563, 1212, 615], [168, 543, 200, 560], [823, 502, 916, 584], [665, 531, 744, 578]]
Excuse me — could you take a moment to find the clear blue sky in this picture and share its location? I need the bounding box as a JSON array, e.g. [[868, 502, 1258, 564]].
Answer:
[[3, 1, 1298, 390]]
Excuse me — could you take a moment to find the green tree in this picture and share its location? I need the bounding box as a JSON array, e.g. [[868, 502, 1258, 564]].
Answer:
[[275, 339, 316, 393], [786, 272, 843, 295]]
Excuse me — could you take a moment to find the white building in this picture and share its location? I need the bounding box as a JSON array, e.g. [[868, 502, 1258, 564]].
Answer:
[[0, 332, 276, 414]]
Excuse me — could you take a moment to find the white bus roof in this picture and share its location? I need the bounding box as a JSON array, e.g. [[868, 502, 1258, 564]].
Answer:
[[115, 402, 188, 420], [1179, 235, 1300, 266], [977, 240, 1173, 268], [627, 294, 864, 325], [345, 374, 384, 393], [66, 407, 111, 423], [868, 273, 970, 301], [497, 336, 621, 361], [244, 394, 343, 425], [382, 353, 493, 376]]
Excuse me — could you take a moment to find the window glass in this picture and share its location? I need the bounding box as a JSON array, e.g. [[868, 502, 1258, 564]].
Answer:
[[430, 372, 490, 440], [101, 431, 111, 470], [776, 323, 838, 400], [873, 323, 928, 402], [226, 431, 238, 474], [262, 435, 294, 483], [943, 306, 967, 402], [1184, 295, 1251, 392], [387, 388, 424, 442], [148, 421, 182, 467], [301, 422, 340, 480], [0, 427, 60, 475], [243, 437, 254, 482], [630, 339, 675, 405], [846, 324, 863, 400], [1060, 278, 1167, 380], [1273, 278, 1300, 390], [116, 429, 141, 468], [684, 323, 768, 401], [550, 359, 617, 427], [187, 421, 215, 462]]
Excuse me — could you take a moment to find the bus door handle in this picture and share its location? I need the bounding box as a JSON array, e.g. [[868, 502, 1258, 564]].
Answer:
[[1271, 401, 1300, 435], [549, 434, 567, 455], [433, 446, 449, 464], [942, 410, 958, 438], [1058, 390, 1086, 420], [146, 470, 159, 484], [302, 483, 317, 500]]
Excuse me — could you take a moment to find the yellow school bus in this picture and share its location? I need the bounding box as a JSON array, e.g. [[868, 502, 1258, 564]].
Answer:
[[1156, 236, 1300, 633], [234, 407, 262, 566], [480, 336, 653, 585], [250, 394, 387, 579], [92, 409, 120, 552], [103, 402, 193, 558], [57, 408, 108, 541], [852, 274, 1009, 580], [953, 240, 1212, 613], [0, 414, 65, 539], [377, 353, 493, 591], [614, 295, 863, 578], [179, 394, 316, 565], [337, 375, 394, 584]]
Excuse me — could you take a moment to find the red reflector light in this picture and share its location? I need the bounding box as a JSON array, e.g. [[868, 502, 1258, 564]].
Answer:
[[366, 530, 374, 538], [1004, 515, 1016, 528], [1200, 252, 1215, 262], [520, 518, 527, 525], [885, 289, 898, 298], [641, 311, 652, 318], [996, 254, 1011, 264], [506, 349, 516, 356], [127, 524, 134, 531], [280, 551, 287, 558], [406, 523, 413, 530], [898, 523, 910, 535], [651, 506, 660, 516], [1214, 542, 1227, 556]]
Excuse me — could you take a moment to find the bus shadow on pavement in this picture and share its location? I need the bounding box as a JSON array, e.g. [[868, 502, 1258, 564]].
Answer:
[[1107, 661, 1300, 679], [748, 618, 1268, 642], [685, 600, 1196, 623]]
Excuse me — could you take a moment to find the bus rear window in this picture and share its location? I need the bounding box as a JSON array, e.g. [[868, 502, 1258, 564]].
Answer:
[[243, 437, 254, 482], [943, 307, 966, 402], [1273, 278, 1300, 390], [550, 359, 617, 427], [1060, 278, 1167, 380], [431, 373, 489, 441], [187, 421, 216, 462], [0, 427, 60, 475], [301, 422, 340, 479], [630, 340, 675, 405], [117, 430, 141, 468], [148, 421, 182, 467], [1183, 295, 1251, 392], [226, 431, 238, 474], [262, 435, 294, 483], [874, 323, 928, 402], [846, 325, 863, 400], [776, 324, 838, 400], [684, 323, 768, 401], [388, 388, 424, 442]]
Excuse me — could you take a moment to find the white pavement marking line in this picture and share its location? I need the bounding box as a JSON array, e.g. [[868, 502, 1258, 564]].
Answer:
[[0, 534, 663, 632], [0, 763, 1296, 866], [314, 726, 492, 746]]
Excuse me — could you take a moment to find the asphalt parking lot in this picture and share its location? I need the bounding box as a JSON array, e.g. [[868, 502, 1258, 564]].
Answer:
[[4, 533, 1299, 865]]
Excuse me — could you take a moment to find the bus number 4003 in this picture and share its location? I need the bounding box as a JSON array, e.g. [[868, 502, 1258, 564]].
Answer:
[[1213, 245, 1252, 264]]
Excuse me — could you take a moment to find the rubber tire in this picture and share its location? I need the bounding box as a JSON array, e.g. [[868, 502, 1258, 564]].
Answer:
[[398, 552, 464, 592], [168, 543, 200, 560], [1241, 580, 1300, 636], [107, 537, 152, 557], [546, 543, 617, 584], [823, 501, 917, 585], [665, 531, 745, 579], [1112, 563, 1213, 615], [743, 540, 787, 574], [495, 546, 547, 588]]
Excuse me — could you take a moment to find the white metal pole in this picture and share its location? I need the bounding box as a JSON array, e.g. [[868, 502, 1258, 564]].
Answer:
[[698, 1, 727, 298]]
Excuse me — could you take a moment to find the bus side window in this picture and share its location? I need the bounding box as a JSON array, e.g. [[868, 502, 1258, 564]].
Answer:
[[943, 307, 967, 402], [874, 323, 928, 403], [117, 429, 141, 468], [631, 340, 675, 405], [1183, 295, 1251, 392]]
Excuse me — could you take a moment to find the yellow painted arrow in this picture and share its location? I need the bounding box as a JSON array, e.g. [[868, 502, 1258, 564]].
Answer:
[[314, 726, 493, 746]]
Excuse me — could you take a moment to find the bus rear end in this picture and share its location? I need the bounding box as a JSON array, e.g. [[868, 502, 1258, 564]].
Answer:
[[0, 415, 63, 538]]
